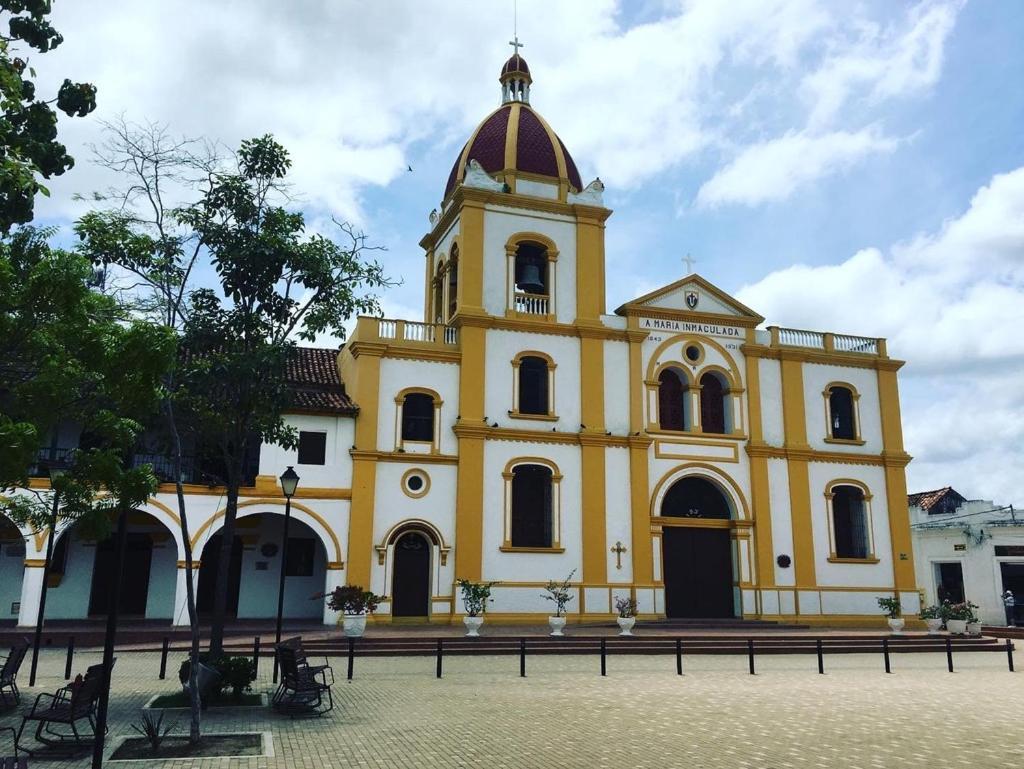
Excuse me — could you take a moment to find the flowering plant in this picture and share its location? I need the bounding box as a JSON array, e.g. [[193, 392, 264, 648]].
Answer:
[[324, 585, 382, 615], [614, 596, 638, 619], [542, 570, 576, 617], [944, 600, 979, 622], [456, 578, 499, 617], [919, 604, 943, 620]]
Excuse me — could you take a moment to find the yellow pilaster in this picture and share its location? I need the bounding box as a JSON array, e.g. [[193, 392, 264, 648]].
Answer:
[[342, 343, 384, 587], [457, 201, 486, 311], [575, 210, 608, 321], [745, 355, 774, 588], [626, 328, 653, 584], [579, 328, 607, 584], [780, 354, 815, 586], [453, 318, 489, 582], [877, 365, 916, 590]]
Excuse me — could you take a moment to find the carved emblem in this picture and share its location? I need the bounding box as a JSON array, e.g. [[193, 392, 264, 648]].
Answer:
[[685, 290, 699, 310]]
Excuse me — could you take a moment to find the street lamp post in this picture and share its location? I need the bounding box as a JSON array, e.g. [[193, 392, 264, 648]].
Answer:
[[29, 463, 66, 687], [273, 466, 300, 683]]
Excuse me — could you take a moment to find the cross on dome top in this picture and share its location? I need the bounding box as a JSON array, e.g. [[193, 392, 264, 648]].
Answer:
[[500, 37, 532, 104]]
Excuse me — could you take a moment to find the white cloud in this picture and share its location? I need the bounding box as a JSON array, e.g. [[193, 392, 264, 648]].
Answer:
[[802, 0, 962, 130], [695, 127, 899, 207], [735, 167, 1024, 505]]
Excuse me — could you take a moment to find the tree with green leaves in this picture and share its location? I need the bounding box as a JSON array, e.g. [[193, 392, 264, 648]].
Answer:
[[0, 0, 97, 233], [76, 125, 391, 689]]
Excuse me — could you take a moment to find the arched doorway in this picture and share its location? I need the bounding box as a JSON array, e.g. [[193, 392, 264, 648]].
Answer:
[[391, 531, 431, 618], [660, 476, 735, 618], [46, 510, 178, 620], [197, 513, 327, 620], [0, 515, 25, 624]]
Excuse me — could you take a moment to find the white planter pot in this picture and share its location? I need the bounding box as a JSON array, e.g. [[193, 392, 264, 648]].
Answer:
[[464, 616, 484, 637], [343, 613, 367, 638], [946, 619, 968, 635], [617, 616, 636, 636], [548, 616, 567, 636], [886, 617, 905, 634], [966, 621, 982, 636], [925, 618, 944, 635]]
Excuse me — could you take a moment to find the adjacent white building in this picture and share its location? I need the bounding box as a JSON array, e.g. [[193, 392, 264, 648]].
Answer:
[[910, 487, 1023, 625]]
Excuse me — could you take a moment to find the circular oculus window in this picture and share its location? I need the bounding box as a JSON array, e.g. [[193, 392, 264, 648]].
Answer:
[[685, 344, 703, 363], [401, 469, 430, 498]]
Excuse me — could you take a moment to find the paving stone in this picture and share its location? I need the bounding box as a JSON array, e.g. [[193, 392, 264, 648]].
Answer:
[[0, 648, 1020, 768]]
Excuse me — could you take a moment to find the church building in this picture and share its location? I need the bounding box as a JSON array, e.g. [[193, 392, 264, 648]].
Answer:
[[4, 52, 920, 628]]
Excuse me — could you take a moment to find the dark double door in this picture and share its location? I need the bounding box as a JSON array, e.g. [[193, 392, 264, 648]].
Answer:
[[88, 533, 154, 617], [391, 532, 431, 617], [662, 527, 734, 618]]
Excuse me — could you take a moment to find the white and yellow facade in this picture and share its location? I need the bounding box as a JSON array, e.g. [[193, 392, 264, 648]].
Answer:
[[0, 53, 919, 628]]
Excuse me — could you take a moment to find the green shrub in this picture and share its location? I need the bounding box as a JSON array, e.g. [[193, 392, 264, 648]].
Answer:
[[178, 653, 256, 702]]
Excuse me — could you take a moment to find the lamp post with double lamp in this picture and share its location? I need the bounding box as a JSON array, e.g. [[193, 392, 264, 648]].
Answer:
[[273, 466, 300, 683], [29, 462, 67, 687]]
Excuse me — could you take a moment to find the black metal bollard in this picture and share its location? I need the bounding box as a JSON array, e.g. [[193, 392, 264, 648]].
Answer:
[[159, 637, 169, 680], [520, 638, 526, 678], [883, 638, 891, 673], [747, 639, 755, 675], [676, 638, 683, 676], [1008, 639, 1015, 672], [253, 636, 261, 678], [347, 637, 355, 681], [600, 638, 607, 676], [946, 637, 954, 672], [816, 639, 824, 674], [64, 635, 74, 681], [436, 639, 443, 679]]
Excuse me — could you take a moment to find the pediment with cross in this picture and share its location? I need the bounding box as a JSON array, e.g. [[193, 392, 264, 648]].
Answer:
[[615, 274, 764, 328]]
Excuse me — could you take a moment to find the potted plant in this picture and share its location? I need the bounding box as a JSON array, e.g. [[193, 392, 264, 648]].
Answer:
[[965, 602, 982, 636], [614, 596, 639, 636], [877, 596, 904, 634], [325, 585, 382, 638], [457, 578, 498, 636], [945, 601, 972, 635], [542, 570, 576, 636], [919, 604, 944, 635]]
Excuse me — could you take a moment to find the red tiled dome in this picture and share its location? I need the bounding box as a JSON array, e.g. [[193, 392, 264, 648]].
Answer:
[[443, 102, 583, 199], [501, 53, 530, 78]]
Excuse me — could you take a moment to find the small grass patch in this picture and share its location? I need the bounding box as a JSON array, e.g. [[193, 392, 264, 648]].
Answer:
[[110, 733, 263, 760], [148, 691, 263, 709]]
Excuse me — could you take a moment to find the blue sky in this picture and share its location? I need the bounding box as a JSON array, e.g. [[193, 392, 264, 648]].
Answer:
[[31, 1, 1024, 504]]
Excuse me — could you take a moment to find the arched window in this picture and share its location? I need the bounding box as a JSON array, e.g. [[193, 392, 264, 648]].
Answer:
[[661, 476, 732, 519], [510, 464, 553, 547], [432, 259, 445, 324], [828, 386, 856, 440], [518, 356, 549, 415], [447, 246, 459, 319], [401, 393, 435, 442], [514, 242, 548, 295], [831, 485, 870, 559], [700, 372, 727, 434], [658, 369, 687, 430]]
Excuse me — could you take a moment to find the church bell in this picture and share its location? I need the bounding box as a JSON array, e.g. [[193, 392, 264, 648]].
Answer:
[[517, 262, 546, 294]]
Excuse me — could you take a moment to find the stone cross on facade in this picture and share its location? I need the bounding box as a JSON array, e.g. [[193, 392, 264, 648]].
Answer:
[[683, 253, 697, 274], [610, 541, 627, 570]]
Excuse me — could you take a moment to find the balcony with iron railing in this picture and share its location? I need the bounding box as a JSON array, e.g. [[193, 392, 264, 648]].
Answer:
[[29, 446, 258, 488], [766, 326, 886, 357]]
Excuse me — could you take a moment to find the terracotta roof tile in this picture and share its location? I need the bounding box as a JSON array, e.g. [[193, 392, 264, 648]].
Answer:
[[285, 347, 357, 415], [908, 486, 965, 514]]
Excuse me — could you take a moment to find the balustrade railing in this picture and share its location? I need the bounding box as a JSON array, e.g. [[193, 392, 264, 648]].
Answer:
[[833, 333, 878, 354], [514, 292, 549, 315], [374, 318, 458, 346]]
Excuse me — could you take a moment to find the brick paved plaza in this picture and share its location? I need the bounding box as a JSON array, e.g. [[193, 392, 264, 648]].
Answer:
[[1, 647, 1021, 768]]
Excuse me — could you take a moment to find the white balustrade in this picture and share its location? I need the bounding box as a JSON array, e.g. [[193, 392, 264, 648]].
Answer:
[[833, 334, 878, 354], [373, 318, 457, 346], [777, 328, 825, 349], [514, 292, 549, 315]]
